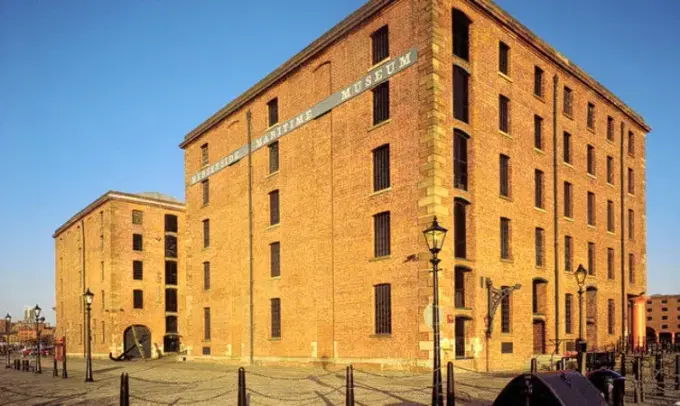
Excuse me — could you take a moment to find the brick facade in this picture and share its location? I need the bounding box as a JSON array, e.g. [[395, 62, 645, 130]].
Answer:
[[646, 295, 680, 345], [54, 191, 185, 358], [177, 0, 648, 371]]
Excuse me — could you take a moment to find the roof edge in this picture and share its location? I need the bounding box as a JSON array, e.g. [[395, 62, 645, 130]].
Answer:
[[52, 191, 185, 238]]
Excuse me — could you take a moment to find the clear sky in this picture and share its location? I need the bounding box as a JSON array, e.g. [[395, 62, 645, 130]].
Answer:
[[0, 0, 677, 324]]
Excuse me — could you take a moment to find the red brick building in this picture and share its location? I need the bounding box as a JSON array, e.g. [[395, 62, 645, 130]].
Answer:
[[179, 0, 648, 371], [646, 294, 680, 346]]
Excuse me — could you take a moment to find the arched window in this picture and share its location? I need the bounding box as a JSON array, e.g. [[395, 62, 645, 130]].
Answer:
[[452, 9, 471, 60]]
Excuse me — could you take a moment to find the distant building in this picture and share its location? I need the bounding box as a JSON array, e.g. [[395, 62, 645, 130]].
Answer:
[[53, 191, 185, 358], [646, 294, 680, 346]]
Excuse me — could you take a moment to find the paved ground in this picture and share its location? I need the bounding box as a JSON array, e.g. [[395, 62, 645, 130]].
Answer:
[[0, 355, 679, 405]]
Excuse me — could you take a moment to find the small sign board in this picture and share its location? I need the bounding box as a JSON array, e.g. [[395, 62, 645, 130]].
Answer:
[[54, 337, 65, 361]]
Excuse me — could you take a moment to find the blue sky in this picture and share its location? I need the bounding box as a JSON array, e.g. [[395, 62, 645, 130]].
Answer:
[[0, 0, 677, 323]]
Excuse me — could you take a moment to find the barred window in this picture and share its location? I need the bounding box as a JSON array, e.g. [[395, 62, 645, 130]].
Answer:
[[534, 66, 544, 98], [165, 288, 177, 313], [564, 182, 573, 218], [200, 143, 209, 166], [535, 228, 544, 267], [498, 42, 510, 75], [628, 209, 634, 240], [133, 260, 143, 280], [454, 199, 468, 258], [203, 262, 210, 290], [269, 190, 280, 225], [565, 294, 573, 334], [132, 210, 143, 225], [587, 102, 595, 129], [372, 144, 390, 192], [588, 242, 596, 275], [564, 235, 573, 272], [166, 316, 178, 334], [270, 242, 280, 278], [563, 87, 573, 116], [499, 154, 510, 197], [535, 169, 544, 209], [587, 192, 596, 226], [133, 290, 143, 309], [453, 66, 469, 122], [608, 299, 615, 335], [607, 248, 615, 280], [499, 95, 510, 133], [628, 168, 635, 194], [133, 234, 143, 251], [165, 235, 177, 258], [267, 98, 279, 127], [374, 212, 391, 257], [534, 115, 543, 150], [203, 219, 210, 248], [607, 117, 614, 141], [165, 214, 178, 233], [452, 9, 470, 60], [371, 25, 389, 65], [587, 145, 595, 175], [607, 200, 614, 232], [374, 283, 391, 335], [269, 141, 279, 174], [453, 130, 468, 190], [629, 253, 635, 284], [628, 131, 635, 156], [607, 156, 614, 184], [563, 131, 572, 163], [165, 261, 177, 285], [372, 82, 390, 125], [202, 179, 209, 206], [501, 285, 511, 333], [500, 217, 511, 260], [203, 307, 211, 340], [271, 299, 281, 338]]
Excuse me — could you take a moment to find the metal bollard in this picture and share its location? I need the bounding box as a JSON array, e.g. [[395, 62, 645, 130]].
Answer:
[[531, 358, 537, 374], [345, 365, 354, 406], [675, 354, 680, 391], [238, 367, 246, 406], [655, 353, 664, 396], [446, 361, 454, 406], [612, 378, 625, 406], [620, 353, 626, 376], [53, 358, 58, 377], [522, 374, 533, 406], [23, 359, 28, 371], [639, 356, 645, 403], [119, 372, 129, 406]]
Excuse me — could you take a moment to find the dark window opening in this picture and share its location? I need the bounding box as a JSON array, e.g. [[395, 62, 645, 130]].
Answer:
[[587, 192, 596, 226], [587, 145, 595, 175], [499, 42, 510, 75], [587, 102, 595, 129], [371, 25, 389, 65], [270, 242, 280, 278], [628, 209, 634, 240], [452, 9, 470, 60], [499, 95, 510, 133], [535, 169, 544, 209], [203, 262, 210, 290], [132, 210, 143, 225], [269, 190, 280, 225], [374, 284, 391, 335], [563, 131, 572, 163], [565, 294, 573, 334], [133, 234, 143, 251], [372, 144, 390, 191], [203, 219, 210, 248], [453, 66, 469, 122], [564, 235, 573, 272], [607, 117, 614, 141], [534, 115, 543, 150], [628, 168, 635, 194], [499, 154, 510, 197], [607, 156, 614, 184], [165, 288, 177, 313], [535, 228, 544, 267], [500, 217, 511, 260], [201, 143, 209, 166], [165, 214, 178, 233], [165, 235, 178, 258], [267, 98, 279, 127], [563, 87, 572, 116], [608, 299, 615, 335], [269, 141, 279, 174], [165, 261, 177, 285], [454, 199, 468, 258], [629, 253, 635, 284], [628, 131, 635, 156], [588, 242, 596, 275], [607, 248, 614, 280], [607, 200, 614, 232], [374, 211, 391, 257], [166, 316, 178, 334], [501, 285, 511, 333], [564, 182, 573, 218], [133, 290, 143, 309], [203, 307, 211, 340], [271, 299, 281, 338], [454, 267, 466, 308], [372, 82, 390, 125], [133, 260, 143, 280], [453, 130, 469, 190], [534, 66, 544, 97], [202, 179, 209, 206]]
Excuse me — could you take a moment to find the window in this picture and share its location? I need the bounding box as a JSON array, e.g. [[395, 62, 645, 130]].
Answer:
[[587, 103, 595, 129], [452, 9, 470, 60], [269, 190, 280, 225], [165, 261, 177, 285], [607, 299, 615, 334], [133, 261, 143, 280], [371, 25, 389, 65], [201, 143, 209, 166], [202, 179, 209, 206], [534, 66, 544, 98], [498, 42, 509, 75], [374, 211, 391, 257], [499, 154, 510, 197], [607, 248, 614, 280], [453, 130, 468, 190], [563, 132, 572, 163], [628, 209, 634, 240], [563, 87, 572, 116], [607, 200, 614, 232], [535, 228, 544, 267], [628, 168, 634, 194], [372, 82, 390, 125], [565, 294, 573, 334], [101, 290, 105, 311], [453, 66, 469, 122], [132, 234, 143, 251], [500, 285, 511, 333], [629, 253, 635, 284], [499, 95, 510, 133], [267, 98, 279, 127], [165, 289, 177, 312], [203, 307, 211, 340], [587, 145, 595, 175], [587, 192, 595, 226], [500, 217, 511, 259], [607, 156, 614, 184], [100, 261, 104, 281], [564, 182, 573, 218], [203, 262, 210, 290], [534, 115, 543, 150], [133, 290, 143, 309], [202, 219, 210, 248], [270, 242, 280, 278], [564, 235, 572, 272], [166, 316, 177, 334], [165, 214, 178, 233], [374, 284, 391, 334], [454, 199, 468, 258], [607, 117, 614, 141], [454, 267, 466, 308], [132, 210, 143, 225], [102, 321, 106, 343], [662, 316, 668, 320], [587, 242, 595, 275], [165, 235, 177, 258], [534, 169, 544, 209], [372, 144, 390, 192], [269, 141, 279, 174], [271, 299, 281, 338], [628, 131, 635, 156]]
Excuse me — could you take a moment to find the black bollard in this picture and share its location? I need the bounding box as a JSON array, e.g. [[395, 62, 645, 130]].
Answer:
[[119, 372, 129, 406], [446, 361, 454, 406], [675, 354, 680, 391], [639, 356, 645, 403], [620, 353, 626, 376], [632, 356, 640, 403], [612, 378, 625, 406], [530, 358, 537, 374], [655, 353, 664, 396], [345, 365, 354, 406], [556, 360, 563, 371], [62, 355, 67, 379], [238, 367, 246, 406], [53, 358, 58, 377], [522, 374, 533, 406]]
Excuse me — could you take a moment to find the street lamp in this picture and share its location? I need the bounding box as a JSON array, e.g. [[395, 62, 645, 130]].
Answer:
[[4, 313, 11, 369], [83, 288, 94, 382], [423, 216, 447, 406], [575, 264, 588, 347], [33, 304, 43, 374]]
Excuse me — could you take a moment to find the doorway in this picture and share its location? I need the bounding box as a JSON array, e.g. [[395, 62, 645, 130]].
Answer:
[[533, 320, 546, 354], [123, 325, 151, 359]]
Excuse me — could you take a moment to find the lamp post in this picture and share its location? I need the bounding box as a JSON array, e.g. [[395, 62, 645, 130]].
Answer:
[[33, 304, 44, 374], [423, 216, 448, 406], [4, 313, 11, 368], [575, 264, 588, 349], [83, 288, 94, 382]]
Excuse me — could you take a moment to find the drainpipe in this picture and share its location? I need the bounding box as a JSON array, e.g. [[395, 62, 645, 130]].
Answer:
[[620, 122, 626, 342], [81, 219, 86, 357], [552, 74, 560, 355], [246, 110, 254, 365]]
